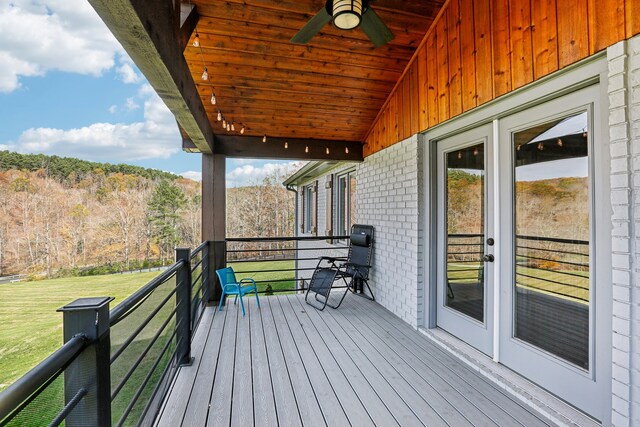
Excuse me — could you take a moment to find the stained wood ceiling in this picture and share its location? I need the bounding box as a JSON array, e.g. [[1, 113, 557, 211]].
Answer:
[[184, 0, 445, 144]]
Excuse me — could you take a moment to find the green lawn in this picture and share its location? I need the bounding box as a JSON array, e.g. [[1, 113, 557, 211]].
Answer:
[[0, 260, 295, 394], [228, 260, 296, 293], [0, 272, 160, 392]]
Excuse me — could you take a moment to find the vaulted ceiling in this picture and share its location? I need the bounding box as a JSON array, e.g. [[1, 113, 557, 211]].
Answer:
[[184, 0, 446, 143]]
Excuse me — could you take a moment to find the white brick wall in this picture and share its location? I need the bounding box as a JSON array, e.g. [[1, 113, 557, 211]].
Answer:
[[356, 135, 423, 327], [608, 34, 640, 427]]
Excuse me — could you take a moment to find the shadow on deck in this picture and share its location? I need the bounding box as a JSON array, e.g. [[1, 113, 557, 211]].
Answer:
[[155, 293, 556, 427]]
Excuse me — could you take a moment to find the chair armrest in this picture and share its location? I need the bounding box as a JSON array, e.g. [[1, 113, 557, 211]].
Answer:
[[320, 256, 347, 262], [224, 283, 240, 291], [343, 262, 371, 269], [239, 278, 256, 285]]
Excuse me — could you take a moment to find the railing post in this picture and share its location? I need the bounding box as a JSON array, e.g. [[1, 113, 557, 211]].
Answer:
[[202, 242, 210, 303], [57, 297, 113, 427], [208, 240, 226, 304], [175, 248, 192, 366]]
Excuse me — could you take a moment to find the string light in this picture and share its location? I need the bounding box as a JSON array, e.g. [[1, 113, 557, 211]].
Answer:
[[326, 147, 330, 155], [457, 152, 462, 159], [284, 142, 288, 149], [263, 135, 267, 143], [557, 138, 563, 147], [473, 147, 479, 156], [537, 142, 544, 151], [345, 146, 349, 154], [516, 144, 521, 151], [192, 27, 260, 137], [305, 145, 309, 153]]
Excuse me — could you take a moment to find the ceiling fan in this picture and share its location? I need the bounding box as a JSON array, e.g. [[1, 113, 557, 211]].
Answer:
[[291, 0, 394, 48]]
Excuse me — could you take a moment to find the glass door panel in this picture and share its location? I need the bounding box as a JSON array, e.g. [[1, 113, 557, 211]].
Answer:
[[513, 111, 590, 369], [436, 124, 494, 357], [445, 143, 485, 322]]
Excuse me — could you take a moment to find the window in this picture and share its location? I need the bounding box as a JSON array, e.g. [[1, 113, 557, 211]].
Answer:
[[335, 171, 356, 237], [302, 183, 317, 234]]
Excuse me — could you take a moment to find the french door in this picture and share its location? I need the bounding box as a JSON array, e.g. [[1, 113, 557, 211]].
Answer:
[[436, 124, 494, 357], [434, 85, 609, 420]]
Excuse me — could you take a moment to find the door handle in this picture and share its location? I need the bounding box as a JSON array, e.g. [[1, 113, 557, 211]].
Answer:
[[482, 254, 494, 262]]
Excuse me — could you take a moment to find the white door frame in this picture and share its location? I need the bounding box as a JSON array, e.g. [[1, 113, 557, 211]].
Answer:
[[420, 54, 611, 423]]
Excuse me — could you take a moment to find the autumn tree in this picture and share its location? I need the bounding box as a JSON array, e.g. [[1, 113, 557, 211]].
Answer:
[[148, 180, 187, 263]]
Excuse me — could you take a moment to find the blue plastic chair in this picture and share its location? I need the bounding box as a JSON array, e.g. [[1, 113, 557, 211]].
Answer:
[[215, 267, 260, 316]]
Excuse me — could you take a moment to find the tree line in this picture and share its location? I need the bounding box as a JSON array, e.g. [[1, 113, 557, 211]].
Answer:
[[0, 151, 298, 277]]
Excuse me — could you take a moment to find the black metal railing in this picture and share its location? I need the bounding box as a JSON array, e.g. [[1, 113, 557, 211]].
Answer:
[[0, 243, 209, 427], [0, 335, 89, 426], [189, 242, 209, 333], [109, 259, 186, 427], [226, 235, 349, 294], [447, 233, 589, 302]]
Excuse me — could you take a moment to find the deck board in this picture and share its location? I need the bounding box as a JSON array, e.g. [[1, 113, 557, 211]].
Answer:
[[248, 297, 278, 427], [155, 293, 559, 427], [344, 297, 552, 427]]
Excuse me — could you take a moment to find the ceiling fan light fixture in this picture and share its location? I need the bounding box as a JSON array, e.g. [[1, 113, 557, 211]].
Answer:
[[333, 0, 363, 30]]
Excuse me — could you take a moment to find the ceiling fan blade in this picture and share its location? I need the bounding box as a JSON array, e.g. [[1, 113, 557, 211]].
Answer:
[[291, 7, 332, 44], [360, 7, 394, 47]]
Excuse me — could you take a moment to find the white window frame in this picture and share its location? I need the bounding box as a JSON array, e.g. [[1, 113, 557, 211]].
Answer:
[[334, 170, 356, 238]]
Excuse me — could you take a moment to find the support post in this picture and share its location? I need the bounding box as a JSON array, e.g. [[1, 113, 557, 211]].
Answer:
[[202, 242, 211, 303], [175, 248, 192, 366], [57, 297, 113, 427], [202, 153, 226, 303]]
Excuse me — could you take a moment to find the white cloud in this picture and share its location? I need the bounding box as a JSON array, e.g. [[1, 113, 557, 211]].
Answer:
[[116, 63, 141, 84], [226, 162, 301, 187], [125, 97, 139, 111], [108, 105, 117, 114], [181, 171, 202, 181], [0, 0, 123, 92], [4, 88, 181, 162]]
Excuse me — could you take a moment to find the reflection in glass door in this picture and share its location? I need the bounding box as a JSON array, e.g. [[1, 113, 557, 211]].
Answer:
[[436, 124, 494, 357], [445, 143, 485, 322], [512, 112, 590, 369]]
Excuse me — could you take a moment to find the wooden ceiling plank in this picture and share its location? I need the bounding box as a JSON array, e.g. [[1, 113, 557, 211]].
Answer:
[[190, 33, 409, 71], [186, 51, 402, 82], [185, 60, 400, 92], [195, 18, 418, 57], [194, 2, 433, 35]]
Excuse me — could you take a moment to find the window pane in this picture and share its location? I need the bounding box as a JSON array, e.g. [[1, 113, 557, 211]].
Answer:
[[513, 111, 590, 369], [445, 143, 485, 322], [349, 174, 356, 230]]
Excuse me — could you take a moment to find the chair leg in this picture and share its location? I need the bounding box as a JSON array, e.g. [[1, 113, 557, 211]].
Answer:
[[305, 288, 328, 311], [326, 287, 348, 309], [239, 295, 245, 316], [218, 291, 226, 311], [254, 290, 260, 308], [234, 294, 238, 305]]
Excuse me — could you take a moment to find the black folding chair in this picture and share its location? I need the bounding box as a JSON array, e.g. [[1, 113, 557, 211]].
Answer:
[[305, 224, 375, 310]]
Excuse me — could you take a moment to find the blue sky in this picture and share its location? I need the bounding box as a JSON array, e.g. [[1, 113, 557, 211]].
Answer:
[[0, 0, 298, 187]]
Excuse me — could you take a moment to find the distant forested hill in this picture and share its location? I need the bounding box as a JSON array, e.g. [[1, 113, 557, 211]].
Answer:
[[0, 151, 296, 278], [0, 151, 177, 181], [0, 151, 199, 277]]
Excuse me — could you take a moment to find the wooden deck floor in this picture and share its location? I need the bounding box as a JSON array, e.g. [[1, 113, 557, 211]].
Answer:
[[156, 293, 556, 427]]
